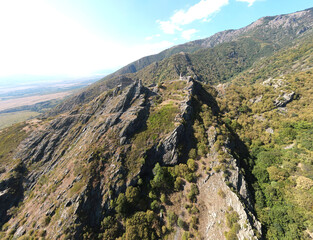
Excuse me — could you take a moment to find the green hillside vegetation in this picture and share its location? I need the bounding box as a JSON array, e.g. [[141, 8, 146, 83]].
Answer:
[[217, 34, 313, 239], [0, 123, 28, 179], [131, 37, 275, 86]]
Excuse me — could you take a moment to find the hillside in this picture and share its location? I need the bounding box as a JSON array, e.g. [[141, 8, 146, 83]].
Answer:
[[49, 7, 313, 116], [0, 7, 312, 240]]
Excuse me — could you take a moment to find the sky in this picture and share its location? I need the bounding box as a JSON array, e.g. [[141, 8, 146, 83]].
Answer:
[[0, 0, 312, 84]]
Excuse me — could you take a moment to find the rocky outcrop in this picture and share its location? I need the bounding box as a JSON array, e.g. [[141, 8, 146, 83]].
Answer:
[[274, 91, 295, 107], [199, 125, 262, 239], [0, 79, 156, 237]]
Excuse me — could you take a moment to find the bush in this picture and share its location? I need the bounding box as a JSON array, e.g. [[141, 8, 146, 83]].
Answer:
[[182, 231, 191, 240], [218, 189, 226, 199], [226, 211, 239, 228], [44, 216, 51, 226], [174, 177, 184, 191], [187, 159, 196, 172], [100, 216, 121, 240], [190, 216, 199, 229], [124, 211, 160, 240], [185, 173, 196, 183], [189, 149, 197, 159], [150, 200, 160, 210], [115, 193, 128, 216], [191, 206, 199, 214], [267, 166, 289, 181], [188, 184, 199, 202], [126, 186, 140, 205], [225, 230, 238, 240], [167, 211, 178, 228], [197, 142, 208, 156], [160, 193, 166, 203], [177, 218, 186, 229]]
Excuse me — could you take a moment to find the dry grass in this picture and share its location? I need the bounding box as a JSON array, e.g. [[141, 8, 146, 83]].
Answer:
[[0, 91, 72, 111], [0, 111, 40, 129]]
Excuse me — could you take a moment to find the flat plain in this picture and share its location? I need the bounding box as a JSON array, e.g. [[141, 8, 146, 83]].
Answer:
[[0, 91, 72, 112], [0, 111, 40, 129]]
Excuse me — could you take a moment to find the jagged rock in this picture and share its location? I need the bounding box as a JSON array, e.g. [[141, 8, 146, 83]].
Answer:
[[274, 91, 295, 107], [266, 128, 274, 134], [262, 78, 285, 89], [160, 125, 184, 165], [14, 226, 26, 238], [249, 95, 263, 103], [207, 126, 217, 146], [284, 143, 295, 149]]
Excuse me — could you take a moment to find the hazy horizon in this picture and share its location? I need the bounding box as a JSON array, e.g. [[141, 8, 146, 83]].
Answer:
[[0, 0, 312, 85]]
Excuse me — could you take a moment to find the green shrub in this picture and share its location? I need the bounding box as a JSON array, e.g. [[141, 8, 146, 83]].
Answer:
[[188, 184, 199, 202], [150, 200, 160, 210], [44, 216, 51, 226], [218, 189, 226, 199], [191, 206, 199, 214], [174, 177, 184, 191], [115, 193, 128, 216], [182, 231, 191, 240], [160, 193, 166, 203], [126, 186, 140, 205], [167, 211, 178, 228], [100, 216, 121, 240], [177, 218, 186, 228], [226, 211, 239, 228], [188, 149, 197, 159], [187, 159, 196, 172], [124, 211, 160, 240], [185, 173, 196, 182]]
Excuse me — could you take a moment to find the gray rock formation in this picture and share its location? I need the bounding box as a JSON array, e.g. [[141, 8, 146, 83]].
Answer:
[[274, 91, 295, 107]]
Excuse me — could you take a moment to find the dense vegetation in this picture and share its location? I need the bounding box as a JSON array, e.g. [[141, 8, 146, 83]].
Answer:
[[217, 34, 313, 239]]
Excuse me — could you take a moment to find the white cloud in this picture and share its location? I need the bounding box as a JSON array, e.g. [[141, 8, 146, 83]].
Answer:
[[0, 0, 173, 78], [157, 20, 182, 34], [145, 34, 161, 41], [236, 0, 256, 7], [158, 0, 229, 34], [181, 29, 198, 40]]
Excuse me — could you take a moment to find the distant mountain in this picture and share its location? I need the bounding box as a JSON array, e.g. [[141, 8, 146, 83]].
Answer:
[[103, 7, 313, 79], [50, 7, 313, 116], [0, 7, 312, 240]]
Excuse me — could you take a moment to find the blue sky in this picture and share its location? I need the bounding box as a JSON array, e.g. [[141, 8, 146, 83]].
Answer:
[[0, 0, 312, 83]]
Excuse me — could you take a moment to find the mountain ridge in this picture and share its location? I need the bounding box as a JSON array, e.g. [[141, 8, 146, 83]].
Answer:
[[48, 7, 313, 117], [0, 7, 312, 240], [102, 7, 313, 80]]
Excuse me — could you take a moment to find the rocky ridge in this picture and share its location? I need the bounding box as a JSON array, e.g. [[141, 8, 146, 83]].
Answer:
[[0, 76, 262, 239]]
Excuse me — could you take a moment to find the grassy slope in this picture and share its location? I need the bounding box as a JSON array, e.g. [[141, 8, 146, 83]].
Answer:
[[0, 111, 40, 130]]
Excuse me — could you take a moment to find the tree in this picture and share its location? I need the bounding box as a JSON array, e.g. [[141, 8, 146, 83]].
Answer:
[[150, 163, 173, 191], [126, 186, 140, 205], [115, 193, 127, 216], [124, 211, 160, 240]]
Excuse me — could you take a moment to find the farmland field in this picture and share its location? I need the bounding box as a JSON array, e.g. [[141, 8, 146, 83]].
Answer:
[[0, 111, 40, 129]]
